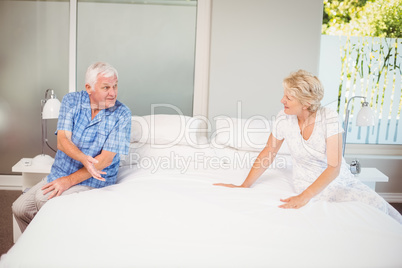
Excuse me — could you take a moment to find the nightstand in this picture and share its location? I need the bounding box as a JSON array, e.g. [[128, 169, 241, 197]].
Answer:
[[12, 157, 53, 243], [354, 167, 388, 191], [12, 157, 53, 192]]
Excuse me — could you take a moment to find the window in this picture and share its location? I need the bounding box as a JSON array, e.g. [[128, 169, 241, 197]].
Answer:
[[319, 0, 402, 148], [76, 0, 198, 116]]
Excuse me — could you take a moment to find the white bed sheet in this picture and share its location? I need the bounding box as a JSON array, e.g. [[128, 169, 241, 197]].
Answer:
[[2, 151, 402, 268]]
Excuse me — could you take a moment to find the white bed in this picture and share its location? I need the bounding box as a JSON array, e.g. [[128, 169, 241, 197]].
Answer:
[[1, 115, 402, 268]]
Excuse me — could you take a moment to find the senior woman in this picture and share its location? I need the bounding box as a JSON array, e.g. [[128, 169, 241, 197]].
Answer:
[[215, 70, 402, 223]]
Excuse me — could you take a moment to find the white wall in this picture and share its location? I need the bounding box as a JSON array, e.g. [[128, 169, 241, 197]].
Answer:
[[208, 0, 323, 123], [0, 1, 69, 174], [207, 0, 402, 196]]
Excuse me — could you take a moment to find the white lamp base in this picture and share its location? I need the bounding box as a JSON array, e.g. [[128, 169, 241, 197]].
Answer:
[[32, 154, 55, 166]]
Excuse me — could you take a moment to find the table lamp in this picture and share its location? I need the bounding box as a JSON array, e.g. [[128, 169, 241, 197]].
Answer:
[[342, 96, 375, 174], [32, 89, 61, 165]]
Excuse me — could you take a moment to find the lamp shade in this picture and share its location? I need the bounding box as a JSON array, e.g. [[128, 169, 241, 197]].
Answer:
[[42, 98, 61, 119], [356, 102, 375, 126]]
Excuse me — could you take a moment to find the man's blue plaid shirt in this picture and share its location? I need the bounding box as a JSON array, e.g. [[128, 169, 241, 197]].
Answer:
[[47, 91, 131, 188]]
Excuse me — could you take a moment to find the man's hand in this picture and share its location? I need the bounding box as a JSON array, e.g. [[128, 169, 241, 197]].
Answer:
[[58, 130, 107, 181], [42, 176, 73, 200], [82, 155, 106, 181]]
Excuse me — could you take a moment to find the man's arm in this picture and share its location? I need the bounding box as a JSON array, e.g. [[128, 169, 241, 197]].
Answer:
[[42, 149, 116, 199], [57, 129, 106, 180], [67, 149, 116, 184]]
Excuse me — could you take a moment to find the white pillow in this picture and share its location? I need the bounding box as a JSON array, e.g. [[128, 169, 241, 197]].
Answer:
[[212, 147, 292, 170], [120, 143, 216, 167], [211, 116, 290, 154], [131, 114, 205, 147]]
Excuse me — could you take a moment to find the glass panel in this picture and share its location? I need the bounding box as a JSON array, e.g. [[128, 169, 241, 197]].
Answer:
[[319, 35, 402, 145], [0, 0, 69, 174], [320, 0, 402, 146], [76, 0, 197, 116]]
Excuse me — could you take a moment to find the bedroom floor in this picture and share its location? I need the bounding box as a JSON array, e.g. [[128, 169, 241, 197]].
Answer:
[[1, 190, 402, 256]]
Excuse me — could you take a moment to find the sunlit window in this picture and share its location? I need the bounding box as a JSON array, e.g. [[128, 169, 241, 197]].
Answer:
[[319, 0, 402, 145]]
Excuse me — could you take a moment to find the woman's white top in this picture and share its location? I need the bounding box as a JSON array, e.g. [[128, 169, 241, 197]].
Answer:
[[272, 107, 355, 195], [270, 107, 402, 223]]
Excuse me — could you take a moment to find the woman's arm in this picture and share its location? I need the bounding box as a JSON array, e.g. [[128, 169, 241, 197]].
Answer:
[[279, 133, 342, 209], [214, 133, 284, 188]]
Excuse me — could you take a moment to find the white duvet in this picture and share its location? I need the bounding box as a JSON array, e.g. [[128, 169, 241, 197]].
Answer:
[[2, 159, 402, 268]]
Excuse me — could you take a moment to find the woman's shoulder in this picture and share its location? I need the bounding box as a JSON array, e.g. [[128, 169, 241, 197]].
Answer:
[[273, 109, 292, 124], [275, 109, 290, 119], [320, 106, 338, 115], [318, 106, 340, 121], [273, 110, 296, 132], [318, 106, 343, 135]]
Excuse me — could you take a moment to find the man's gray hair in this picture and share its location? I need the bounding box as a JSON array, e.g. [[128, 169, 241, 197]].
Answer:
[[85, 62, 118, 90]]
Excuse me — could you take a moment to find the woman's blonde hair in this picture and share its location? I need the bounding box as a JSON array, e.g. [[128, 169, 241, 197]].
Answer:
[[283, 70, 324, 112]]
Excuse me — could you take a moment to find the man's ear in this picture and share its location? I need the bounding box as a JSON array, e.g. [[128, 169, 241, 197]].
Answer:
[[85, 84, 92, 95]]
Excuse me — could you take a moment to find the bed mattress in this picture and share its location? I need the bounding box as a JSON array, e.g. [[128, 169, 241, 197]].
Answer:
[[1, 162, 402, 268]]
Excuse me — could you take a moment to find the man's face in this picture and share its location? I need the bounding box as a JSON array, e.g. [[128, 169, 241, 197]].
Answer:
[[86, 74, 118, 110]]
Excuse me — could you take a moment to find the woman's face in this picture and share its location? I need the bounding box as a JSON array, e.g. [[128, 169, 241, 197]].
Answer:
[[281, 90, 304, 115]]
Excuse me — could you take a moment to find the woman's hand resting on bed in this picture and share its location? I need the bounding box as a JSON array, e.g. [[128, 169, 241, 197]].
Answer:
[[279, 193, 311, 209], [213, 183, 248, 188]]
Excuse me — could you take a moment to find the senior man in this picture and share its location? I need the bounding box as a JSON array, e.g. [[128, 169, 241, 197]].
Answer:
[[13, 62, 131, 232]]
